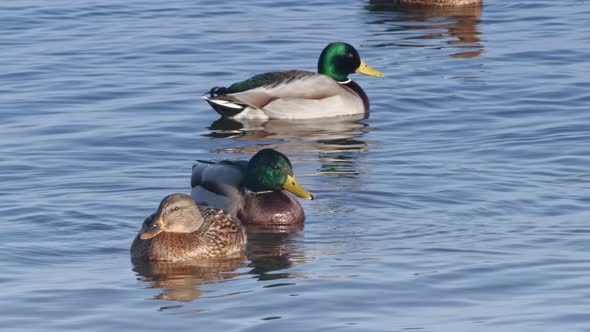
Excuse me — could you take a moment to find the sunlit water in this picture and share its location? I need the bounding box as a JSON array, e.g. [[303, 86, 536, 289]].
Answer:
[[1, 0, 590, 331]]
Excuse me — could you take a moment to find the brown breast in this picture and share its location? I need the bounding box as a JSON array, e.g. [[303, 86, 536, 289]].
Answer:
[[238, 191, 305, 225], [344, 80, 370, 118]]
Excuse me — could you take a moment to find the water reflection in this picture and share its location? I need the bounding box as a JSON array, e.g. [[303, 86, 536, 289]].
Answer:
[[206, 116, 369, 178], [132, 226, 309, 308], [367, 0, 483, 58], [132, 258, 246, 304], [246, 225, 308, 281]]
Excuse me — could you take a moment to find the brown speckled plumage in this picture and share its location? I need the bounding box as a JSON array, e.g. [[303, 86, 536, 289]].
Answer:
[[131, 197, 246, 262]]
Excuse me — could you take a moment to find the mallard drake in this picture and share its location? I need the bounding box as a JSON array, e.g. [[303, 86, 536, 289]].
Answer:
[[131, 193, 247, 261], [204, 42, 383, 120], [191, 149, 314, 226]]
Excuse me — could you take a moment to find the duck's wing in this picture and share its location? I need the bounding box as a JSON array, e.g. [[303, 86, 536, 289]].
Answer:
[[191, 160, 247, 191], [200, 207, 247, 256], [205, 71, 350, 118], [190, 159, 248, 213]]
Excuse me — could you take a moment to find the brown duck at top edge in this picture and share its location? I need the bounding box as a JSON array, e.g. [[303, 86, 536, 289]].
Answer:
[[393, 0, 481, 6]]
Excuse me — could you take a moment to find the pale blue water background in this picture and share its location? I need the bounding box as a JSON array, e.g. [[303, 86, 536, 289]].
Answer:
[[2, 0, 590, 331]]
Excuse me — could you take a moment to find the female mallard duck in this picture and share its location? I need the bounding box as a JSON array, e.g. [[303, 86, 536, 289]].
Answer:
[[131, 193, 247, 261], [204, 42, 383, 120], [191, 149, 314, 226]]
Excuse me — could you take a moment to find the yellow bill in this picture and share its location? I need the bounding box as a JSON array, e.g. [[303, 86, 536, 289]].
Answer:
[[139, 215, 166, 240], [283, 175, 315, 200], [356, 59, 384, 77]]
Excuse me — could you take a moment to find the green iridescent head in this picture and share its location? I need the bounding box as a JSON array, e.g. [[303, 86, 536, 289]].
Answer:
[[244, 149, 314, 200], [317, 42, 384, 82]]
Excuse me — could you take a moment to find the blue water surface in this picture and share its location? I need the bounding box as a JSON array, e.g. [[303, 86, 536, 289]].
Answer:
[[1, 0, 590, 331]]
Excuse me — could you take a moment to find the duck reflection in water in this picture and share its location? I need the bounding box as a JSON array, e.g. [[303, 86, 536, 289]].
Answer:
[[132, 227, 308, 307], [245, 225, 308, 281], [367, 0, 483, 58], [132, 258, 246, 304], [206, 116, 369, 179]]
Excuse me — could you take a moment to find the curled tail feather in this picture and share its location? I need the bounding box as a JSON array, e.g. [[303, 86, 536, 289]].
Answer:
[[209, 86, 230, 97]]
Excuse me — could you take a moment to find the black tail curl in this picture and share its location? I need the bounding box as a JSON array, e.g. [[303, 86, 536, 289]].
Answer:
[[208, 86, 229, 97]]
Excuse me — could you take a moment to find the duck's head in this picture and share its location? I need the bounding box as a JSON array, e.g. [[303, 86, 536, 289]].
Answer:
[[139, 193, 203, 240], [317, 42, 384, 83], [244, 149, 315, 200]]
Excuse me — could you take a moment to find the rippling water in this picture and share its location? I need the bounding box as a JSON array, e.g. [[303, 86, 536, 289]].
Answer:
[[2, 0, 590, 331]]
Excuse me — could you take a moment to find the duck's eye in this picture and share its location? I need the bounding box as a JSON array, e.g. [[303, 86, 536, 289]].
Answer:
[[173, 206, 179, 212], [270, 165, 280, 170], [346, 52, 354, 58]]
